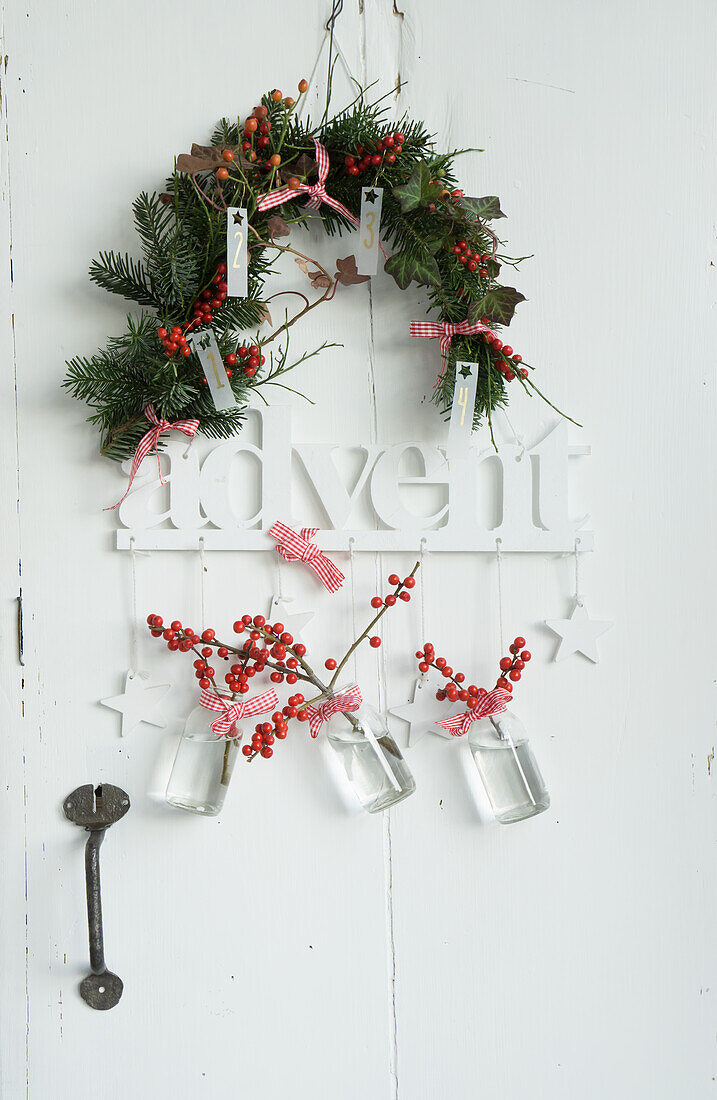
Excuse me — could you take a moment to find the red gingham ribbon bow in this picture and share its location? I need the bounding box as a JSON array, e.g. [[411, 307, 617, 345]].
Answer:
[[409, 318, 496, 386], [199, 687, 280, 737], [108, 403, 199, 509], [256, 139, 360, 228], [268, 521, 345, 593], [304, 685, 363, 739], [437, 686, 512, 737]]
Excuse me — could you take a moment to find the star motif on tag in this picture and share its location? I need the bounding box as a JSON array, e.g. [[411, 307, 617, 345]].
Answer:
[[232, 210, 244, 224], [100, 670, 170, 737], [364, 189, 379, 204], [545, 601, 613, 663], [266, 595, 315, 643], [389, 672, 454, 746], [458, 363, 473, 378]]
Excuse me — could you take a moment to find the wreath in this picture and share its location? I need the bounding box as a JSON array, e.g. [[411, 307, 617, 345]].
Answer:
[[63, 78, 573, 469]]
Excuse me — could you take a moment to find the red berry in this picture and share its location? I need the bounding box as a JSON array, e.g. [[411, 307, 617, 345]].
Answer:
[[371, 596, 383, 608], [286, 673, 298, 684], [261, 746, 273, 758], [499, 657, 512, 671], [369, 636, 381, 648], [325, 658, 337, 670], [199, 677, 210, 688], [226, 353, 237, 366], [242, 744, 253, 756], [399, 591, 411, 602], [521, 650, 531, 662], [514, 636, 526, 648], [388, 573, 399, 585], [297, 709, 309, 722], [418, 662, 429, 672], [403, 576, 416, 588], [509, 669, 521, 682], [201, 629, 215, 642], [385, 594, 397, 607]]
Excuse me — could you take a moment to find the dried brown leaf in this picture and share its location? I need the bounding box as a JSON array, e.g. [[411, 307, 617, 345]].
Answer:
[[294, 257, 309, 274], [255, 303, 273, 326], [266, 214, 291, 238], [335, 255, 371, 286]]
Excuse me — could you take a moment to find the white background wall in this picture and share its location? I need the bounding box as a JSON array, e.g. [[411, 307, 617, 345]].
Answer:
[[1, 1, 715, 1096]]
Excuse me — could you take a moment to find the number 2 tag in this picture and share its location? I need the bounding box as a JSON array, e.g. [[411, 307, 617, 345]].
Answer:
[[357, 187, 383, 276], [226, 207, 248, 298], [188, 329, 238, 412]]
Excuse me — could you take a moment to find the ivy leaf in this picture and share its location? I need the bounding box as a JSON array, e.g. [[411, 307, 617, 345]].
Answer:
[[309, 271, 333, 288], [335, 255, 370, 286], [294, 257, 309, 274], [266, 214, 290, 238], [392, 161, 433, 212], [384, 249, 441, 290], [459, 195, 506, 221], [468, 286, 526, 326]]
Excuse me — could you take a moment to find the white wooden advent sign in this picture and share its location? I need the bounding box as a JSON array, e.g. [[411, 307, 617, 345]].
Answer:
[[115, 404, 592, 554]]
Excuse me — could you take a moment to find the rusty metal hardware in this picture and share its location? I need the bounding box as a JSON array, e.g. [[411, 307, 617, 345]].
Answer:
[[63, 783, 130, 1010]]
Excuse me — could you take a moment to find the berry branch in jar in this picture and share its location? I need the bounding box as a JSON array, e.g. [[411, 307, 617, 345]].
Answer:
[[146, 563, 419, 762], [414, 634, 532, 706]]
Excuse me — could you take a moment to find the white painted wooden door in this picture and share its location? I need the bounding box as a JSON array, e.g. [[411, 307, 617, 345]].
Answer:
[[1, 2, 715, 1096]]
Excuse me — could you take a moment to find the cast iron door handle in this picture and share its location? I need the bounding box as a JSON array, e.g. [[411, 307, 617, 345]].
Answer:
[[63, 783, 130, 1010]]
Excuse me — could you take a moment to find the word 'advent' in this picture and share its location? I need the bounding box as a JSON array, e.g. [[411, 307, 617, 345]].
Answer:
[[115, 406, 591, 553]]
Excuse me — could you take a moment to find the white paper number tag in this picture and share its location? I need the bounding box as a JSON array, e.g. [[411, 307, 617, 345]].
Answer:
[[357, 187, 383, 275], [226, 207, 248, 298], [188, 329, 238, 412], [447, 361, 479, 457]]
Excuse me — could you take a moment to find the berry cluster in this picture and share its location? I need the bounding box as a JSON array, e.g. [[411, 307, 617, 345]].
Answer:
[[414, 634, 532, 705], [224, 343, 266, 380], [145, 563, 419, 763], [156, 262, 228, 360], [344, 130, 406, 175], [451, 239, 490, 277], [484, 337, 527, 384], [220, 80, 308, 178]]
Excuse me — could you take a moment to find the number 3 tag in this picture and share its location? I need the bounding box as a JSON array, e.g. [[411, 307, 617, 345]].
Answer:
[[357, 187, 383, 276], [188, 329, 238, 412], [226, 207, 248, 298]]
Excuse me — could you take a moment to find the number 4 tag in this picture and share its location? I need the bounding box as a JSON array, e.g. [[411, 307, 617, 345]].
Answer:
[[188, 329, 238, 412], [226, 207, 248, 298], [357, 187, 383, 276]]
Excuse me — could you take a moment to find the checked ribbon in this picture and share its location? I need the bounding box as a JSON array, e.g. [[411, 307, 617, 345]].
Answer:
[[268, 522, 345, 593], [199, 687, 280, 737], [409, 318, 496, 386], [437, 686, 513, 737], [256, 139, 360, 228], [304, 685, 363, 739], [107, 403, 199, 510]]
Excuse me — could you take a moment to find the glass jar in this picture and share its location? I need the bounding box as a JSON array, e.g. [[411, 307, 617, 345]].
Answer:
[[468, 709, 550, 824], [322, 684, 416, 813], [165, 704, 241, 816]]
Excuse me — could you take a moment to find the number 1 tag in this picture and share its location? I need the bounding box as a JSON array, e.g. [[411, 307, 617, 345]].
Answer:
[[226, 207, 248, 298], [357, 187, 383, 275], [188, 329, 238, 412], [447, 361, 479, 458]]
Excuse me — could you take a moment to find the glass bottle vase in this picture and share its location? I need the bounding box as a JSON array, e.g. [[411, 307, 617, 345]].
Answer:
[[467, 708, 550, 824], [165, 704, 241, 816], [323, 684, 416, 813]]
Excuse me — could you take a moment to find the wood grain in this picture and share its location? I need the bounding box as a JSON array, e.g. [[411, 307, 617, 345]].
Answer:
[[0, 0, 715, 1096]]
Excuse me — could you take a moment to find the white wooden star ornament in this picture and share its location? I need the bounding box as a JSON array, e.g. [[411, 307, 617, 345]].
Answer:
[[266, 594, 315, 642], [100, 670, 170, 737], [390, 671, 455, 746], [545, 600, 613, 663]]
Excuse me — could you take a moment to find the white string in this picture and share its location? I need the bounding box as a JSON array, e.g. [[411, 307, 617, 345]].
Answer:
[[129, 538, 139, 674], [501, 409, 526, 459], [495, 538, 505, 655], [198, 538, 207, 629], [419, 538, 427, 649], [574, 536, 584, 607], [348, 538, 359, 682]]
